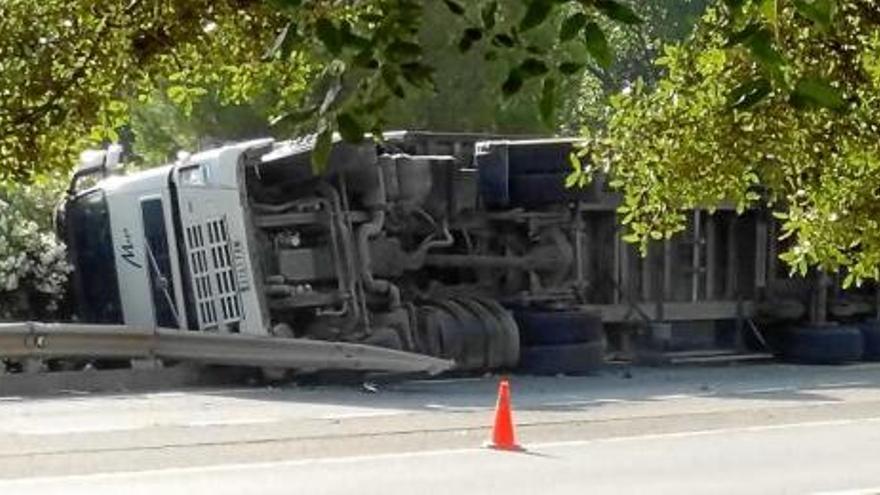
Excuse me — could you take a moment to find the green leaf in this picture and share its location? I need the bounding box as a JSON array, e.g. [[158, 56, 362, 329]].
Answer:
[[593, 0, 643, 25], [481, 1, 498, 30], [540, 77, 556, 126], [559, 13, 587, 42], [728, 77, 772, 109], [400, 62, 436, 89], [559, 62, 584, 75], [502, 69, 524, 97], [745, 29, 786, 74], [336, 113, 364, 143], [386, 40, 422, 61], [470, 32, 488, 48], [569, 152, 583, 174], [723, 0, 750, 19], [759, 0, 777, 27], [338, 21, 370, 50], [520, 58, 549, 78], [793, 0, 834, 29], [381, 67, 406, 98], [565, 171, 580, 189], [312, 128, 334, 170], [583, 22, 613, 69], [315, 19, 342, 56], [352, 49, 379, 69], [791, 77, 846, 110], [492, 33, 516, 48], [520, 0, 555, 32], [459, 27, 483, 53], [442, 0, 466, 15], [269, 0, 303, 10], [725, 22, 761, 47], [526, 44, 546, 55]]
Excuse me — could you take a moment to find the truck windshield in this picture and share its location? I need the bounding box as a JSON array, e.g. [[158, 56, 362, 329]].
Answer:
[[66, 190, 123, 323]]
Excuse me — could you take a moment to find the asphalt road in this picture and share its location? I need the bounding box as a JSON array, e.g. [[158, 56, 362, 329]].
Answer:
[[2, 363, 880, 494]]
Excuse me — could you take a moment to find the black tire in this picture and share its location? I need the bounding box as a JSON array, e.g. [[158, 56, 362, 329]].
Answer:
[[779, 324, 864, 365], [474, 298, 521, 368], [858, 320, 880, 361], [453, 297, 507, 369], [514, 310, 604, 346], [518, 341, 605, 375], [428, 300, 488, 370], [508, 173, 595, 208]]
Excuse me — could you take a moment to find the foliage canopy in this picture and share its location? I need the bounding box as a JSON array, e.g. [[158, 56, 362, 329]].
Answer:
[[574, 0, 880, 284], [0, 0, 650, 179]]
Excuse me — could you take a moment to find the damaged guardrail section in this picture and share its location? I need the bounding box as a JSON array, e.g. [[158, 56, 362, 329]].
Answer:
[[0, 323, 453, 375]]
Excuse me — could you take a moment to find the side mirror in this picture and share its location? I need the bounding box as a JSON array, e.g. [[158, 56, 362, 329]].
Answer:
[[67, 144, 123, 196]]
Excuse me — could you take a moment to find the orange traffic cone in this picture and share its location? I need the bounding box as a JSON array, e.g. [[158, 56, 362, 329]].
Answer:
[[487, 378, 523, 451]]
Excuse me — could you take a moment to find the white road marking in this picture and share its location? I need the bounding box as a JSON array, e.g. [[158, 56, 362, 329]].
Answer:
[[3, 415, 880, 488], [815, 381, 872, 389], [533, 416, 880, 448], [8, 423, 151, 436], [184, 417, 280, 428], [652, 394, 693, 400], [543, 398, 627, 407], [318, 410, 410, 420], [407, 377, 487, 385], [424, 404, 484, 412], [738, 387, 796, 394], [3, 415, 283, 435]]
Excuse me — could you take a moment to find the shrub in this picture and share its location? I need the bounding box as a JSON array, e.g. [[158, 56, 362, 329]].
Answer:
[[0, 176, 71, 320]]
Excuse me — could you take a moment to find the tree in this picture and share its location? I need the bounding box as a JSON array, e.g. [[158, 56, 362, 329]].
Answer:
[[558, 0, 711, 132], [0, 0, 650, 181], [379, 0, 709, 134], [0, 0, 298, 181], [573, 0, 880, 285]]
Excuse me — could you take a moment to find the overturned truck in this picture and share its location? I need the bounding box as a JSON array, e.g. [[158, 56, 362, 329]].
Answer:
[[57, 132, 872, 375]]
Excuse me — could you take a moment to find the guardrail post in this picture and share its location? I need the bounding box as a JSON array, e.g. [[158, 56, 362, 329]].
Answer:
[[132, 326, 163, 370]]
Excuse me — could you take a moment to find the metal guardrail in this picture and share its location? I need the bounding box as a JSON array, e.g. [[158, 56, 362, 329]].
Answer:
[[0, 323, 453, 375]]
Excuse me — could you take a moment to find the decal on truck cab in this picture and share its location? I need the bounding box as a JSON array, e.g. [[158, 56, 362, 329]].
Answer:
[[119, 228, 143, 269]]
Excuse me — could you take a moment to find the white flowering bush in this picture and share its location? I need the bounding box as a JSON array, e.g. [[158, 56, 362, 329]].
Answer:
[[0, 177, 71, 320]]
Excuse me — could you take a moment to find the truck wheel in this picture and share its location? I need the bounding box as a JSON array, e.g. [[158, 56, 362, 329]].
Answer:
[[474, 298, 521, 368], [453, 297, 510, 370], [779, 324, 864, 365], [518, 341, 605, 376], [514, 310, 604, 346], [428, 300, 488, 370], [857, 320, 880, 360], [417, 306, 460, 360]]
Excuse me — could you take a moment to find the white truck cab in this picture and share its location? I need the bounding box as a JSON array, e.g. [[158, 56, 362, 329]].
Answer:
[[62, 139, 274, 336]]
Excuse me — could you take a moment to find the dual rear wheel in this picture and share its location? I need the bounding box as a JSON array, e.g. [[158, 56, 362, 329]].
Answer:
[[513, 309, 605, 375]]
